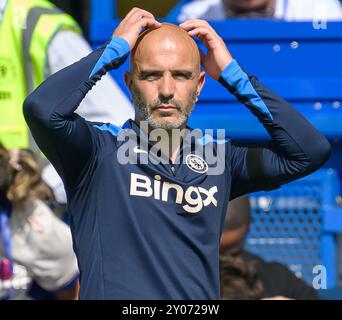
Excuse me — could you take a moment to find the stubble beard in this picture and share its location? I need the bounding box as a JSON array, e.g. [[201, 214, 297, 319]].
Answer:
[[131, 85, 198, 130]]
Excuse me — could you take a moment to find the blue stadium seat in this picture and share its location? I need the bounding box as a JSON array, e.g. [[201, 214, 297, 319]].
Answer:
[[246, 169, 342, 289]]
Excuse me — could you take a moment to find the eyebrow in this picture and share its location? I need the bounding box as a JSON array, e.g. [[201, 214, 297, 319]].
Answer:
[[138, 70, 195, 79]]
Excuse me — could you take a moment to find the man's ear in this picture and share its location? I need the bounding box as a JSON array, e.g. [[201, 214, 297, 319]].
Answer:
[[196, 71, 206, 98], [124, 71, 133, 91]]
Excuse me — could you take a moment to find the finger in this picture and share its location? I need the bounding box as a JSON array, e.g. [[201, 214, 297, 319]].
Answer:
[[136, 17, 162, 30], [125, 7, 154, 21], [180, 22, 215, 35], [125, 7, 140, 20], [187, 27, 214, 42], [180, 21, 218, 38], [129, 8, 155, 23], [179, 19, 211, 29]]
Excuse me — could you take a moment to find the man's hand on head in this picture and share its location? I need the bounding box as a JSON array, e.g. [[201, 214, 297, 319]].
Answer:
[[112, 7, 161, 49], [179, 20, 233, 80]]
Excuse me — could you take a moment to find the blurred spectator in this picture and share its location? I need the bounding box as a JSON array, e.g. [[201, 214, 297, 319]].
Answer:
[[178, 0, 342, 21], [220, 254, 264, 299], [0, 144, 79, 299], [0, 0, 134, 204], [220, 194, 319, 300]]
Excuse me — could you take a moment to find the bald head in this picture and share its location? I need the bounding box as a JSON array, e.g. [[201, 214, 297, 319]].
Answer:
[[130, 23, 201, 73]]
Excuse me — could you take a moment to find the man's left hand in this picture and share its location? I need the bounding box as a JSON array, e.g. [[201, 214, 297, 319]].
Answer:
[[180, 20, 233, 80]]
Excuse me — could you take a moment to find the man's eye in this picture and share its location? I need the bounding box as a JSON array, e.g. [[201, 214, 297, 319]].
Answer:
[[141, 74, 160, 81], [146, 75, 159, 81], [174, 74, 189, 80]]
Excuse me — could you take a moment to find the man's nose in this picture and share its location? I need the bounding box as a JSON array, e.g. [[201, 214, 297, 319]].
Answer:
[[158, 75, 175, 101]]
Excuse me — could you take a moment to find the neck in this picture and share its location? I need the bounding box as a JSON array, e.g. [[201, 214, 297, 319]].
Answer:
[[134, 117, 186, 163]]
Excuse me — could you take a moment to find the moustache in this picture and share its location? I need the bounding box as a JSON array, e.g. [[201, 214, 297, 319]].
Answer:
[[149, 101, 182, 111]]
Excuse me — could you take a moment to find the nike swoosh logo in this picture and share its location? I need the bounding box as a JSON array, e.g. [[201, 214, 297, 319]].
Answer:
[[133, 146, 148, 154]]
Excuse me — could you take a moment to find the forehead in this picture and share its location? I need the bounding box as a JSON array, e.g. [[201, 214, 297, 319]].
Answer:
[[133, 35, 199, 72]]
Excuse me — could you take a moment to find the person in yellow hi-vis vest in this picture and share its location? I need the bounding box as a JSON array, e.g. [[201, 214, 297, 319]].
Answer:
[[0, 0, 134, 299], [0, 0, 134, 203], [0, 0, 81, 148]]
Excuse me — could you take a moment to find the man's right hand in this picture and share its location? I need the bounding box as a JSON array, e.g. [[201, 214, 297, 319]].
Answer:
[[112, 8, 161, 49]]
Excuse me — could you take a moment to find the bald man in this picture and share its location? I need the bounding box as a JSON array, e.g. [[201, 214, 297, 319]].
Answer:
[[24, 8, 330, 299]]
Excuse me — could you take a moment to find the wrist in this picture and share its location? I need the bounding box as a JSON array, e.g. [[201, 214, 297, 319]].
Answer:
[[219, 59, 240, 83], [219, 55, 234, 76], [110, 36, 131, 56]]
